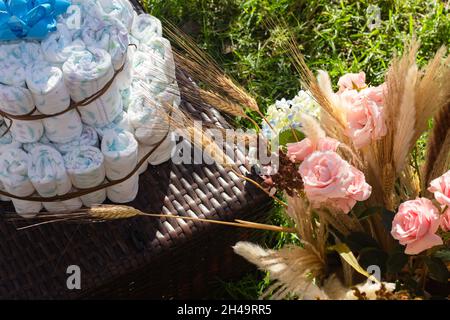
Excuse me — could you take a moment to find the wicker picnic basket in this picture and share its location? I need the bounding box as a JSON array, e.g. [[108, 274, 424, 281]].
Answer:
[[0, 0, 272, 299]]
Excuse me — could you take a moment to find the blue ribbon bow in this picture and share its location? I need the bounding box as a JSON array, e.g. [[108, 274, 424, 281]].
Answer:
[[0, 0, 71, 41]]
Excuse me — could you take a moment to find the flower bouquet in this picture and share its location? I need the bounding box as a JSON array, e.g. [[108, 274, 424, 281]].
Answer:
[[230, 40, 450, 300]]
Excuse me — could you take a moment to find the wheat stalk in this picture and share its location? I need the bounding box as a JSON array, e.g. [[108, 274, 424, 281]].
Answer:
[[423, 100, 450, 186], [15, 205, 297, 233]]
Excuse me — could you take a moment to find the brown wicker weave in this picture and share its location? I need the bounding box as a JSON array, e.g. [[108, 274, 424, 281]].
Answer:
[[0, 0, 272, 300]]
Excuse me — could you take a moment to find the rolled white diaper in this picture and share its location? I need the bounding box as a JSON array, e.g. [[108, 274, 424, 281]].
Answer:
[[28, 146, 72, 198], [43, 191, 83, 213], [0, 148, 42, 216], [41, 23, 86, 65], [132, 51, 168, 96], [0, 124, 22, 200], [147, 133, 176, 166], [142, 37, 177, 83], [137, 144, 150, 175], [106, 173, 139, 203], [6, 116, 45, 144], [26, 63, 83, 143], [0, 59, 26, 87], [101, 130, 139, 203], [0, 83, 44, 143], [0, 121, 22, 155], [63, 48, 123, 127], [101, 130, 138, 179], [26, 63, 72, 114], [64, 146, 106, 207], [98, 0, 135, 31], [11, 197, 43, 218], [20, 42, 45, 66], [42, 110, 83, 144], [95, 111, 133, 138], [0, 83, 35, 115], [22, 134, 54, 153], [131, 14, 162, 45], [0, 148, 35, 198], [82, 22, 130, 71], [54, 125, 99, 155], [128, 92, 169, 146]]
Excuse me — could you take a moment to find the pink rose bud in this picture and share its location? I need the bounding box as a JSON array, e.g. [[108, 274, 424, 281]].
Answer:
[[391, 198, 443, 255], [338, 72, 367, 93], [428, 170, 450, 207], [287, 137, 340, 163]]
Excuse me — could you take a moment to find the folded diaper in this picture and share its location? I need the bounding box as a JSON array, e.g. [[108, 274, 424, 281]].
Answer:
[[64, 146, 106, 207], [63, 48, 123, 127], [131, 14, 162, 45], [0, 148, 42, 216], [28, 145, 73, 198], [54, 125, 99, 155], [101, 130, 139, 203]]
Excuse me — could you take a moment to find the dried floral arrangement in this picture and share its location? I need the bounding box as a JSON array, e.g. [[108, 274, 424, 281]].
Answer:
[[8, 14, 449, 300], [160, 26, 450, 299]]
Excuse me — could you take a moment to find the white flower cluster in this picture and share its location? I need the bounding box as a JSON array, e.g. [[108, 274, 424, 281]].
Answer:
[[262, 90, 320, 141]]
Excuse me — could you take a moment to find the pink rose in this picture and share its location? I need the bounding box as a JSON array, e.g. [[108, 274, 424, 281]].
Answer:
[[391, 198, 443, 255], [287, 137, 340, 163], [361, 84, 386, 106], [345, 97, 387, 149], [441, 208, 450, 232], [298, 151, 371, 213], [428, 170, 450, 207], [338, 72, 367, 93]]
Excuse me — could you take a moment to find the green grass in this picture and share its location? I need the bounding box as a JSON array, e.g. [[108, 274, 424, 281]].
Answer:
[[142, 0, 449, 299]]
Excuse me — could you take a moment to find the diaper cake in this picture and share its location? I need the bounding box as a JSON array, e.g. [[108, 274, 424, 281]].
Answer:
[[0, 0, 180, 216]]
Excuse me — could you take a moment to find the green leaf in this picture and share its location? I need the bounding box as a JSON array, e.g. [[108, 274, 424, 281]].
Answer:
[[387, 251, 409, 274], [278, 128, 305, 146], [434, 249, 450, 262], [425, 257, 450, 283]]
